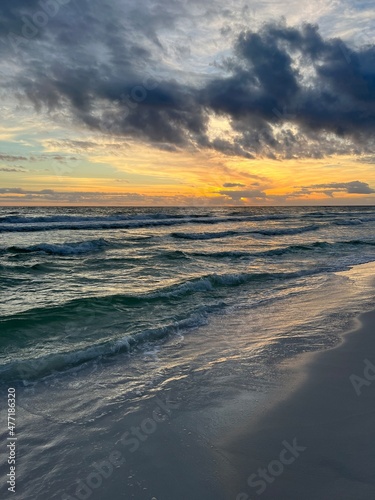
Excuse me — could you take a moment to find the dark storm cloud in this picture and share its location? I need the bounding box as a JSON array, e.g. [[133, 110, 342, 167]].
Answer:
[[1, 1, 375, 159], [0, 0, 208, 146], [203, 22, 375, 157]]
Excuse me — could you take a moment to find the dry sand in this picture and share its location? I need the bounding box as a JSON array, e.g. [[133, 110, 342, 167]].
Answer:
[[228, 310, 375, 500]]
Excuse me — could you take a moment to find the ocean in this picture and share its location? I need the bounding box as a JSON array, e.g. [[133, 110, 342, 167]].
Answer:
[[1, 205, 375, 499]]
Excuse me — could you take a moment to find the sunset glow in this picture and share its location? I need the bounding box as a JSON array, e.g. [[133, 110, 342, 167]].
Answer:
[[0, 0, 375, 205]]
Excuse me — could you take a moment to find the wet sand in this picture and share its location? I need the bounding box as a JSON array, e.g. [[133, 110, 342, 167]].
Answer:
[[227, 310, 375, 500]]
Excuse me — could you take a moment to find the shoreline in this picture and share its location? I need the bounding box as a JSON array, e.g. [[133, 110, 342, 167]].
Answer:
[[69, 308, 375, 500], [225, 309, 375, 500]]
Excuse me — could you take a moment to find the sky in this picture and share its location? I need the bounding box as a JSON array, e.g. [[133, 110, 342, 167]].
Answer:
[[0, 0, 375, 206]]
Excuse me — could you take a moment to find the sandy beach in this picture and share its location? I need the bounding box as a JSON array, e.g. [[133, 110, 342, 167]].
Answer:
[[228, 310, 375, 500]]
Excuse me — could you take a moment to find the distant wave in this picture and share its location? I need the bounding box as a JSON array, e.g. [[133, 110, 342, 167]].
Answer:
[[0, 212, 296, 233], [227, 212, 293, 221], [189, 240, 375, 259], [0, 213, 204, 224], [1, 208, 374, 234], [0, 212, 293, 225], [0, 218, 195, 232], [159, 250, 190, 260], [258, 239, 375, 256], [5, 238, 374, 266], [332, 219, 363, 226], [301, 211, 374, 219], [171, 224, 321, 240], [0, 212, 345, 233], [3, 239, 110, 256], [254, 224, 320, 236], [191, 250, 254, 258], [171, 230, 240, 240]]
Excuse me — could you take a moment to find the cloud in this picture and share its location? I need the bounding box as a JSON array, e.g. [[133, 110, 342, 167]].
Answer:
[[0, 3, 375, 161], [0, 154, 28, 162], [290, 180, 375, 198], [357, 156, 375, 164], [0, 166, 27, 172], [218, 188, 267, 201], [0, 187, 229, 206], [203, 22, 375, 158], [308, 181, 375, 194], [222, 182, 246, 188], [0, 187, 55, 195]]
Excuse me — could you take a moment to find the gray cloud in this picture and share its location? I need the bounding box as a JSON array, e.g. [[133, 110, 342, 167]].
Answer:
[[0, 187, 229, 205], [0, 3, 375, 160], [203, 22, 375, 158], [0, 154, 29, 162], [0, 187, 55, 195], [222, 182, 246, 188], [308, 181, 375, 194], [0, 166, 27, 172], [218, 188, 267, 201]]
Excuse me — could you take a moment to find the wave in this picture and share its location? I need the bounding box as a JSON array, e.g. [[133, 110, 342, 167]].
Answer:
[[0, 268, 327, 333], [0, 213, 209, 224], [254, 224, 320, 236], [333, 219, 363, 226], [184, 239, 375, 260], [0, 219, 192, 233], [0, 212, 295, 232], [0, 264, 337, 380], [159, 250, 190, 260], [192, 250, 254, 259], [171, 224, 321, 240], [259, 239, 375, 256], [301, 210, 375, 219], [227, 212, 294, 221], [0, 212, 293, 225], [1, 261, 352, 381], [171, 230, 239, 240], [3, 238, 110, 256], [0, 212, 341, 234], [0, 307, 221, 381]]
